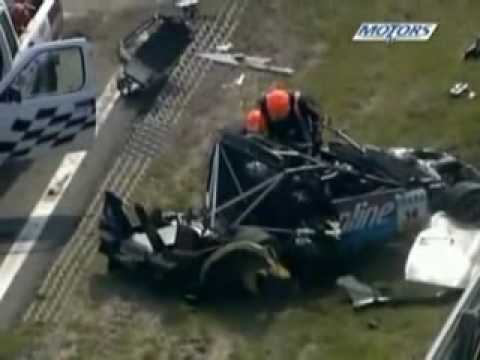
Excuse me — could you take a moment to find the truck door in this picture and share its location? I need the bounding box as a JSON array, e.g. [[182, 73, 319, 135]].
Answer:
[[0, 38, 96, 165]]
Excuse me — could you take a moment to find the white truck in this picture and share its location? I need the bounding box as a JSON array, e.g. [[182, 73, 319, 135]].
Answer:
[[0, 0, 96, 165]]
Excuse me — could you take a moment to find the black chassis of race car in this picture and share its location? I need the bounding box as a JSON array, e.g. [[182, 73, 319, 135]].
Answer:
[[116, 3, 200, 96], [99, 192, 292, 297], [99, 125, 480, 297]]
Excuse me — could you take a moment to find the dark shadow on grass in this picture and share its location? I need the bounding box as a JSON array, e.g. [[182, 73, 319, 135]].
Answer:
[[88, 269, 291, 337]]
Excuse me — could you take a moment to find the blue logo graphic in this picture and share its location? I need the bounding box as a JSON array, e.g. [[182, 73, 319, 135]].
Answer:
[[353, 23, 438, 42]]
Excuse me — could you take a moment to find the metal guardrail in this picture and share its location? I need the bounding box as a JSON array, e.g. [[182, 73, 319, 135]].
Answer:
[[426, 273, 480, 360], [23, 0, 249, 324]]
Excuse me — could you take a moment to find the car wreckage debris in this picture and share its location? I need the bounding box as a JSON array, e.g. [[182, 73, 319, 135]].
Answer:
[[116, 1, 200, 96], [449, 82, 476, 99], [197, 51, 295, 75], [99, 114, 480, 300], [406, 211, 480, 289], [99, 191, 294, 299], [337, 276, 391, 309], [337, 275, 460, 310], [464, 35, 480, 61]]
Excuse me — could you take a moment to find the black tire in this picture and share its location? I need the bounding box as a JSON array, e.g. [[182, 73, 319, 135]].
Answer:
[[200, 240, 292, 299], [442, 181, 480, 225]]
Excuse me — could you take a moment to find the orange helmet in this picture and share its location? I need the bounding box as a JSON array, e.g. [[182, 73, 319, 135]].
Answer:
[[265, 89, 291, 121], [245, 109, 267, 133]]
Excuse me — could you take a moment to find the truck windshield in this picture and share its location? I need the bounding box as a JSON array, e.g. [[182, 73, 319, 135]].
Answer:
[[0, 10, 18, 59]]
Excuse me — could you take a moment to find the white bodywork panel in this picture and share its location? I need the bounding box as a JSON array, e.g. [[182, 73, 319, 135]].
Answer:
[[405, 212, 480, 289], [125, 233, 154, 256], [127, 224, 179, 256], [157, 224, 178, 247]]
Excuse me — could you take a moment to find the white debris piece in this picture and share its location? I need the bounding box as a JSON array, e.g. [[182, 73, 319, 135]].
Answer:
[[450, 82, 469, 97], [197, 52, 294, 75], [405, 212, 480, 289], [216, 42, 234, 53], [449, 82, 475, 99], [221, 73, 246, 89], [175, 0, 199, 8], [234, 73, 245, 86]]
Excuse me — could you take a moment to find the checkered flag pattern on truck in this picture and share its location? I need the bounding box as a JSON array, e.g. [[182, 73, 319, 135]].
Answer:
[[0, 98, 95, 163]]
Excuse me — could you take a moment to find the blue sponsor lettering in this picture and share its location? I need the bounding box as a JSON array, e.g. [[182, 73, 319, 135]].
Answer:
[[339, 201, 396, 233]]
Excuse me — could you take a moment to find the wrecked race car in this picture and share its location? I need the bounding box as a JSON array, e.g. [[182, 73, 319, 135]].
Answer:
[[99, 119, 480, 297], [99, 192, 292, 298], [204, 124, 480, 280]]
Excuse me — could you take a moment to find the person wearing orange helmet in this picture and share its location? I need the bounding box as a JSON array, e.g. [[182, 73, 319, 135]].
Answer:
[[244, 108, 268, 135], [255, 87, 322, 154]]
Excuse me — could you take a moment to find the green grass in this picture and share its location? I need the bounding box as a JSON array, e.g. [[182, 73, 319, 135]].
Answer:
[[285, 0, 480, 161], [0, 333, 24, 360], [0, 327, 41, 360]]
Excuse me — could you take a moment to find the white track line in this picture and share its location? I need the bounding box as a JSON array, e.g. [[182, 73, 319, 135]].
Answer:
[[0, 75, 120, 301], [0, 152, 86, 299]]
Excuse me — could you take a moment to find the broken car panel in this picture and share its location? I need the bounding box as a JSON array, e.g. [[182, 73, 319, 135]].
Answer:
[[116, 1, 198, 96], [99, 191, 293, 298]]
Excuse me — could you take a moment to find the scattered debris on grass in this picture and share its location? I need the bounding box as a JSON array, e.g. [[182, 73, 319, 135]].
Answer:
[[197, 51, 295, 75], [464, 35, 480, 61], [449, 82, 476, 99]]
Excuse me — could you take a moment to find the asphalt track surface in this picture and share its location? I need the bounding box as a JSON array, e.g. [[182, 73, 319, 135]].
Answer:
[[0, 0, 166, 328]]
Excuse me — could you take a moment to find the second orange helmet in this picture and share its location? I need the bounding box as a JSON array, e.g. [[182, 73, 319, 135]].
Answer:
[[265, 89, 291, 121]]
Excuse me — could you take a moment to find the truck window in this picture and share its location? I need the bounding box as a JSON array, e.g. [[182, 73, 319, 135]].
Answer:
[[0, 11, 18, 59], [11, 46, 85, 99]]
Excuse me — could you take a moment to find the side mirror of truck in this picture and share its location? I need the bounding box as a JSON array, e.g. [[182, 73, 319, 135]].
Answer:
[[0, 86, 21, 103]]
